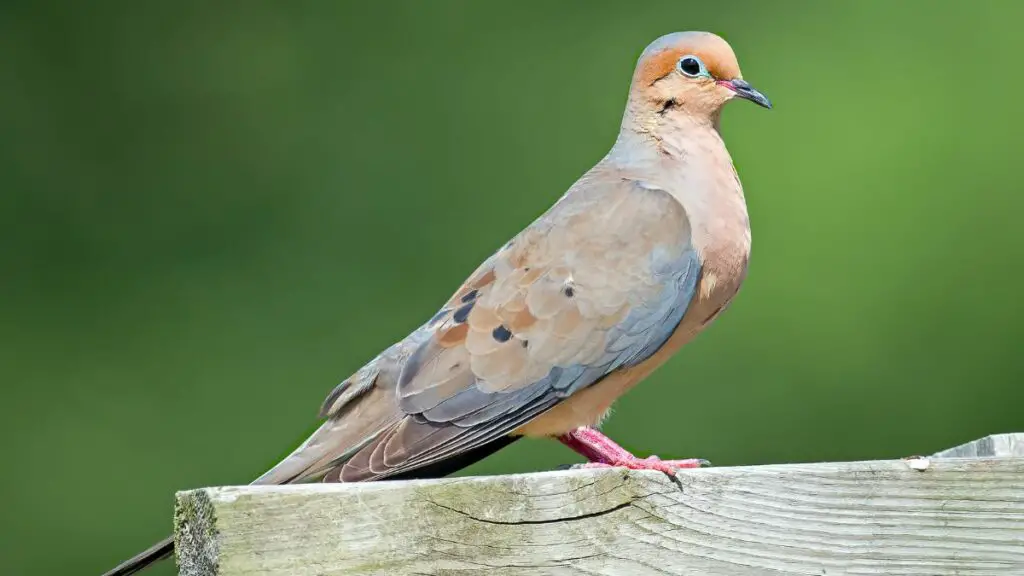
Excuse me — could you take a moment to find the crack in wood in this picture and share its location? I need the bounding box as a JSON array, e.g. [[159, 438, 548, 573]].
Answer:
[[424, 496, 635, 525]]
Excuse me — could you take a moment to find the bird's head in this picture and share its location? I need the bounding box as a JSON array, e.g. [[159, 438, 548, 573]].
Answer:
[[628, 31, 770, 127]]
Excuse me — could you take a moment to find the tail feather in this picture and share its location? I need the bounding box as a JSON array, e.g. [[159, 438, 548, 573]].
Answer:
[[103, 343, 413, 574], [102, 365, 401, 574], [101, 537, 173, 576]]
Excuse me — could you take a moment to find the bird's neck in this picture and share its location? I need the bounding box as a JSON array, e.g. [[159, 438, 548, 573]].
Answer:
[[613, 105, 722, 158], [606, 112, 751, 266], [607, 113, 739, 200]]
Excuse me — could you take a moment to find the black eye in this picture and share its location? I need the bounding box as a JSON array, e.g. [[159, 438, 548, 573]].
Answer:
[[678, 56, 704, 77]]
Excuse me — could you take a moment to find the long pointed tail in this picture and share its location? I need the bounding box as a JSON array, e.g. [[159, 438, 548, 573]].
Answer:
[[103, 355, 405, 574], [98, 418, 374, 575], [101, 537, 173, 576]]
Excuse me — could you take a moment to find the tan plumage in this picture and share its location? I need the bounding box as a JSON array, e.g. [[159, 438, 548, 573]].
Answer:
[[104, 30, 771, 576], [258, 31, 769, 484]]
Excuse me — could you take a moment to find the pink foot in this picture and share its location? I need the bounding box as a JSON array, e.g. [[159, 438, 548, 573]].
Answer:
[[557, 426, 709, 477], [574, 457, 707, 474]]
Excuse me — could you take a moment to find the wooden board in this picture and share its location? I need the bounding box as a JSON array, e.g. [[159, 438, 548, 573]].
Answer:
[[175, 435, 1024, 575]]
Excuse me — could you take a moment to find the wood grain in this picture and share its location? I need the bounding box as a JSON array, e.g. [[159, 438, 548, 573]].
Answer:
[[933, 433, 1024, 459], [175, 439, 1024, 576]]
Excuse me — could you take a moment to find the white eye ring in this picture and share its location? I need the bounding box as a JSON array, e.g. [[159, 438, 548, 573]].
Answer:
[[677, 55, 708, 78]]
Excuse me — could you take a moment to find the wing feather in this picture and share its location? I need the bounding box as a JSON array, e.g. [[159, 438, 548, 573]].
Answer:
[[320, 177, 701, 482]]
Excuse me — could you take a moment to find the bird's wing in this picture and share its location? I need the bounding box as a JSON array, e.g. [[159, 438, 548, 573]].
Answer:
[[263, 175, 702, 484]]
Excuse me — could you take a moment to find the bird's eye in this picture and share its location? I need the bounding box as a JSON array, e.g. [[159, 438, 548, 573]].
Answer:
[[677, 55, 707, 78]]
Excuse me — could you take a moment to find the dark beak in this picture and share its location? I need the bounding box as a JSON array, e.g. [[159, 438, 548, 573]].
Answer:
[[719, 78, 772, 109]]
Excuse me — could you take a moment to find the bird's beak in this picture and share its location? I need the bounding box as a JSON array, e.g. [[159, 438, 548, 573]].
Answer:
[[718, 78, 772, 109]]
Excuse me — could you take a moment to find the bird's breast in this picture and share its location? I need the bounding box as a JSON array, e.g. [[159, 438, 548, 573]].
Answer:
[[515, 206, 750, 439], [516, 135, 753, 438]]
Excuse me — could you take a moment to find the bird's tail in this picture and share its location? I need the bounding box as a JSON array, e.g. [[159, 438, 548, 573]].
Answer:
[[101, 537, 174, 576], [99, 423, 351, 576], [102, 353, 401, 574], [99, 431, 339, 576]]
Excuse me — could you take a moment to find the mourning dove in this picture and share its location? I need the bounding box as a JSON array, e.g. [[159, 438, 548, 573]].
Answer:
[[105, 30, 770, 575]]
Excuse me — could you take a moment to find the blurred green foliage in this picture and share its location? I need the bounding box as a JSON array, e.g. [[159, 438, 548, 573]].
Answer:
[[2, 1, 1023, 574]]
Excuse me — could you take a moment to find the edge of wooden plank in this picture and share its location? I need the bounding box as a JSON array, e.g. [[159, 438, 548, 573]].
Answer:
[[175, 486, 219, 576], [932, 433, 1024, 458]]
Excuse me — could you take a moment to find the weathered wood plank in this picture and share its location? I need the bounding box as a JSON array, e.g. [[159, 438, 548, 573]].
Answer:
[[933, 433, 1024, 459], [175, 453, 1024, 576]]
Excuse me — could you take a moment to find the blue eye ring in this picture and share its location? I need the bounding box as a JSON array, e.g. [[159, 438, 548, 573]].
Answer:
[[677, 55, 708, 78]]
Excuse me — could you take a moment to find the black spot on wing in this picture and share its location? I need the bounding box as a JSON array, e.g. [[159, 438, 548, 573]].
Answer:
[[453, 301, 474, 324], [461, 289, 478, 303], [492, 325, 512, 342]]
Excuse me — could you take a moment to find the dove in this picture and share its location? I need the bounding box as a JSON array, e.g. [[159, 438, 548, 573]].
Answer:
[[103, 30, 770, 576]]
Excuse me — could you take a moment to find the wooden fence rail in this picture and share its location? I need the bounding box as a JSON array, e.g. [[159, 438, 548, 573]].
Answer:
[[174, 433, 1024, 575]]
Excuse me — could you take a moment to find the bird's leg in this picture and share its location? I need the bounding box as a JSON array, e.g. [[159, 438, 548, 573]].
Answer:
[[557, 426, 709, 476]]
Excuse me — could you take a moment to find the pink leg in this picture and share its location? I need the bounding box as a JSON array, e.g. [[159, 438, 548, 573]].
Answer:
[[557, 426, 708, 476]]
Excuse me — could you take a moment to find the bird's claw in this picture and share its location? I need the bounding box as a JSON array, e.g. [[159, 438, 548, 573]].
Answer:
[[568, 456, 710, 477]]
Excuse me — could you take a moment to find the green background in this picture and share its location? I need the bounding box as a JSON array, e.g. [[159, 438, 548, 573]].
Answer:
[[3, 1, 1022, 574]]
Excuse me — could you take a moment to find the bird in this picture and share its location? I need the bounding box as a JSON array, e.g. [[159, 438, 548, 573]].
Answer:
[[103, 30, 770, 576]]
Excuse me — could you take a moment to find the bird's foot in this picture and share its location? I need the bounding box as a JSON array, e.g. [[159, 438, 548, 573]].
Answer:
[[573, 456, 709, 475], [557, 426, 709, 478]]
